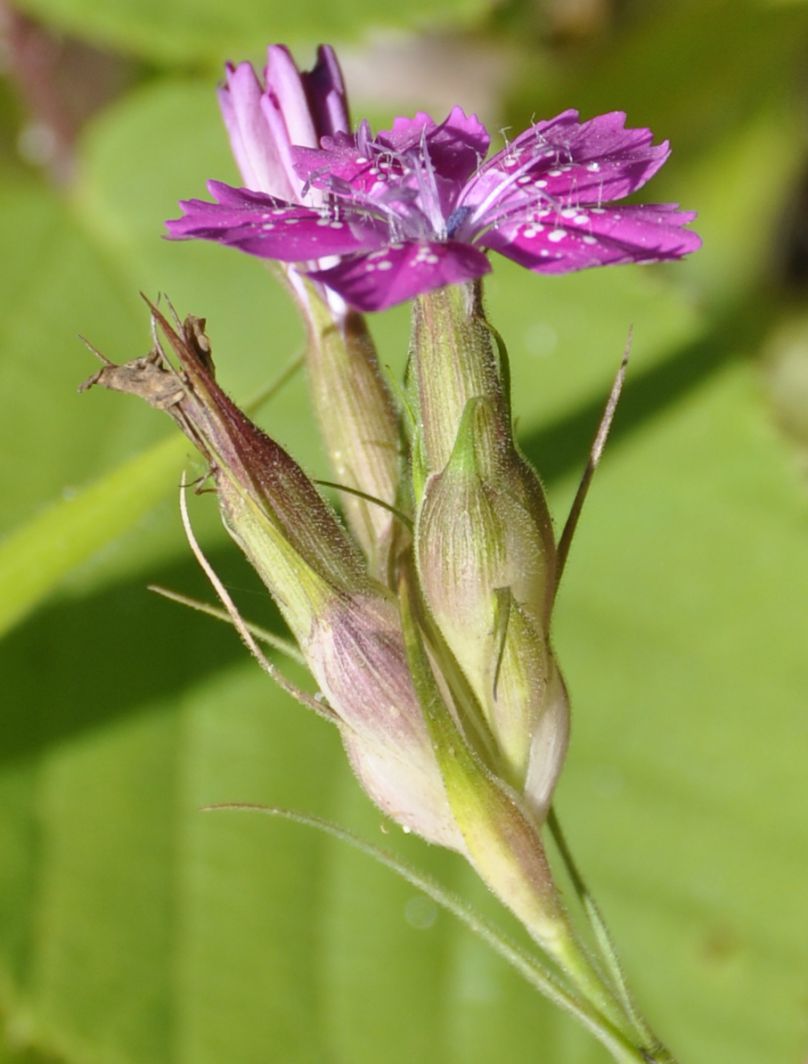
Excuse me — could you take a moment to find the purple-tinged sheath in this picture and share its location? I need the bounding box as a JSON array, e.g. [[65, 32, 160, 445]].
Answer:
[[169, 102, 701, 311]]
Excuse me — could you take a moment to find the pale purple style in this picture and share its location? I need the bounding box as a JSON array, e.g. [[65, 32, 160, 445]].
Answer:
[[169, 99, 700, 311]]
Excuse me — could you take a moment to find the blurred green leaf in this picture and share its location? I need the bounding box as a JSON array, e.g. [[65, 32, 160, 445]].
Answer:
[[538, 0, 808, 153], [764, 313, 808, 459], [11, 0, 489, 65], [0, 433, 183, 637], [0, 81, 316, 621], [551, 348, 808, 1063]]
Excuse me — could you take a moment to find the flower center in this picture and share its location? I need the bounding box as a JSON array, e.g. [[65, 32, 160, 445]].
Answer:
[[315, 129, 462, 246]]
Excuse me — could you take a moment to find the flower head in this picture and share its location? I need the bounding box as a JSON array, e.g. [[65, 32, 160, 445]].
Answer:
[[169, 105, 701, 311]]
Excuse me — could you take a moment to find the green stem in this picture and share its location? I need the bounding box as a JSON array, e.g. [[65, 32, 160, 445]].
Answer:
[[550, 920, 632, 1034], [411, 282, 505, 474], [548, 807, 679, 1064], [294, 275, 401, 577], [209, 804, 655, 1064]]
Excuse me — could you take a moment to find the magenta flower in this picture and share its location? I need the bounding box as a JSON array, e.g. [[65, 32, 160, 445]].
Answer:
[[169, 104, 700, 311]]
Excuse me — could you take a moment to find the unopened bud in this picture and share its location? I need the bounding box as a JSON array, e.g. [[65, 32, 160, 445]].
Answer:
[[81, 304, 369, 641], [398, 570, 564, 949], [311, 591, 463, 848], [82, 305, 461, 850], [409, 281, 568, 816], [416, 396, 566, 806]]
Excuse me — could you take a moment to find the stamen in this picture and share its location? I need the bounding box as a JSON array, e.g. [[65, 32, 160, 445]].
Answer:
[[412, 126, 446, 239], [461, 136, 555, 230]]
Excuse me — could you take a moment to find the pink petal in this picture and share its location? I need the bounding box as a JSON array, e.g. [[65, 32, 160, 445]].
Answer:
[[463, 110, 670, 229], [166, 183, 374, 261], [257, 94, 306, 201], [216, 46, 353, 205], [308, 240, 491, 311], [379, 111, 436, 148], [205, 179, 284, 208], [263, 44, 318, 149], [380, 106, 490, 182], [479, 203, 701, 274], [294, 107, 490, 200], [302, 45, 351, 138], [218, 63, 289, 197], [427, 106, 491, 180], [292, 131, 398, 198]]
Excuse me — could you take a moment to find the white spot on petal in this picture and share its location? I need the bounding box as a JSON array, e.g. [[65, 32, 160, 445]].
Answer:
[[583, 235, 597, 245], [548, 229, 567, 242], [586, 162, 601, 172], [376, 260, 394, 271]]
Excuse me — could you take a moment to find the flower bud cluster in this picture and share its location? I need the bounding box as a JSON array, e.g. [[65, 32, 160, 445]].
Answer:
[[82, 43, 699, 1055], [82, 279, 567, 943]]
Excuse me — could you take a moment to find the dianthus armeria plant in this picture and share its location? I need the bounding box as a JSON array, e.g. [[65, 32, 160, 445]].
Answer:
[[82, 43, 700, 1064]]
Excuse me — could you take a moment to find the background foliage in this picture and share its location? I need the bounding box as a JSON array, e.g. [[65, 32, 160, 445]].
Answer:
[[2, 0, 808, 1061]]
